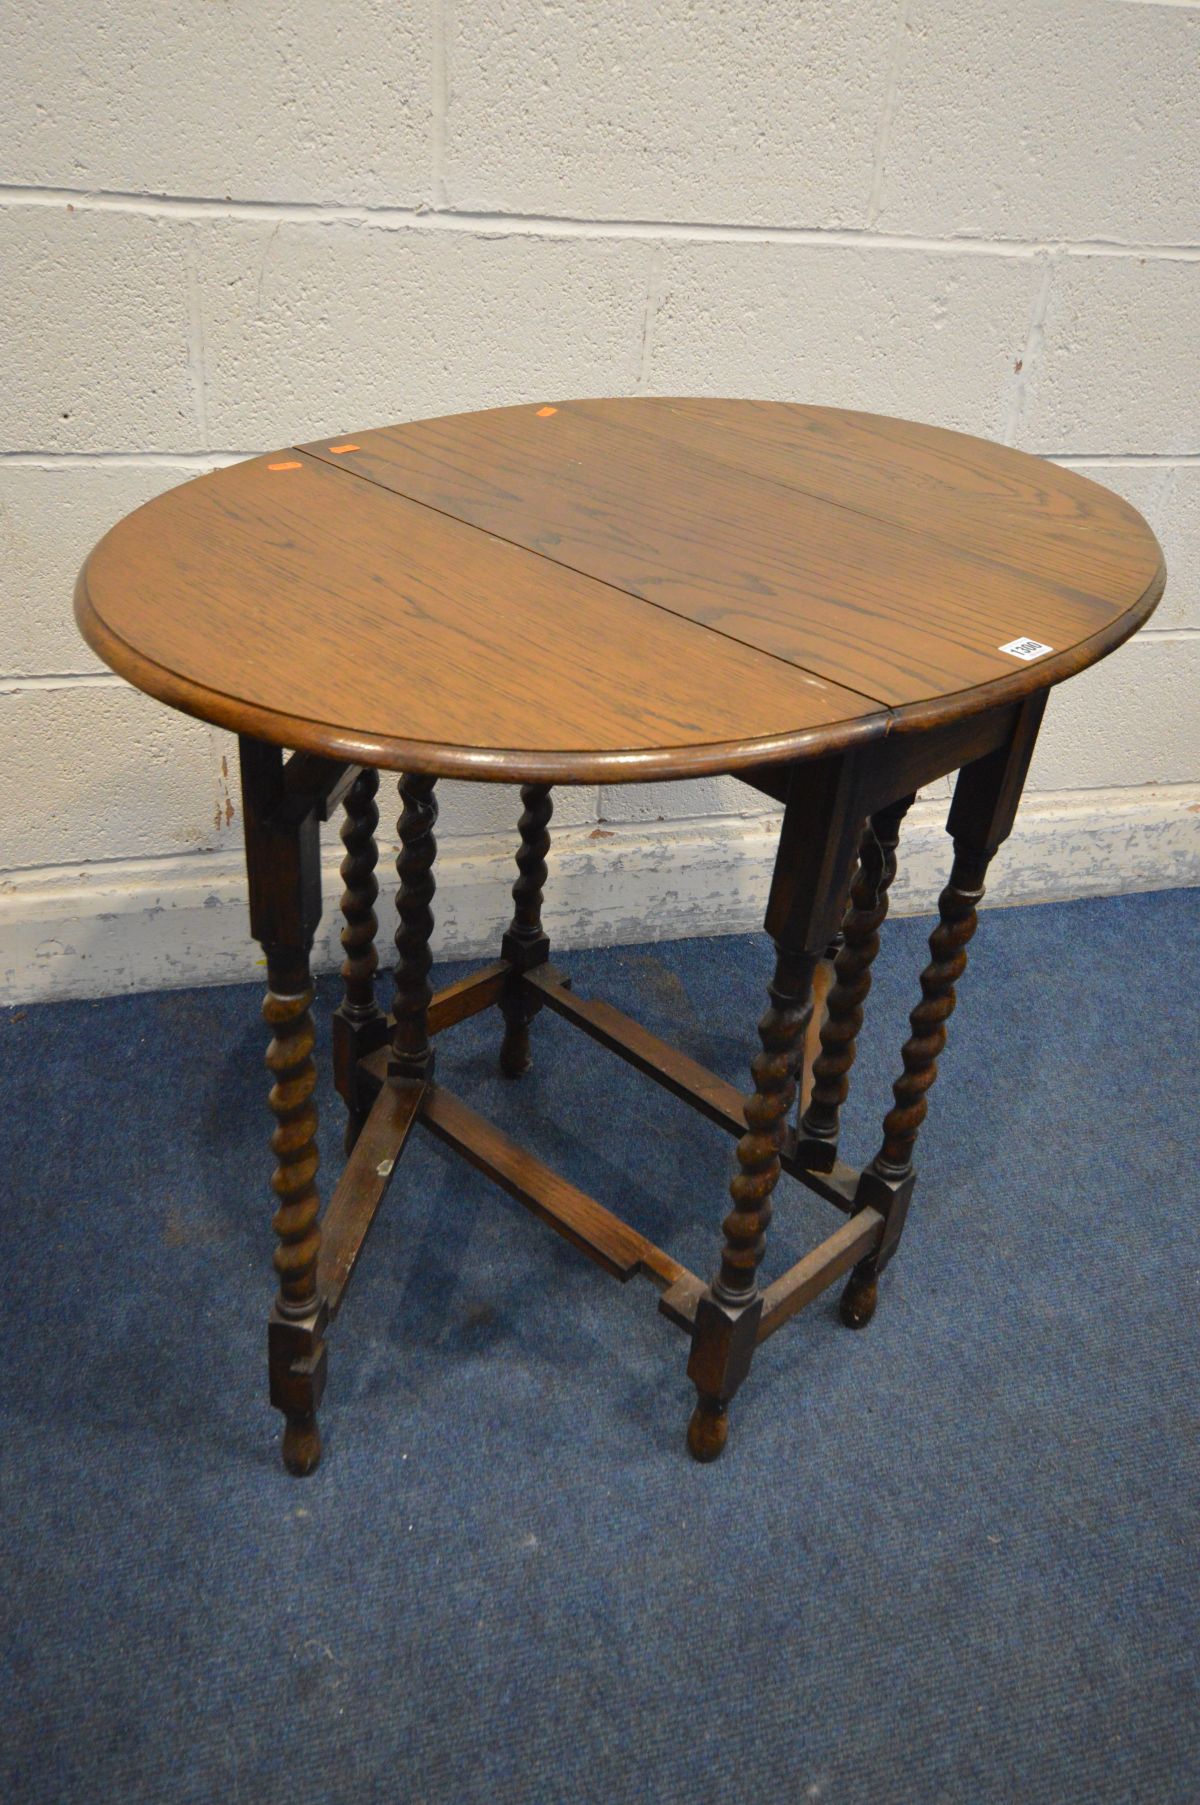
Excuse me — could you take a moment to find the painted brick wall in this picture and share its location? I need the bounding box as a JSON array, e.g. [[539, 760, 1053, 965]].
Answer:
[[1, 1, 1197, 1000]]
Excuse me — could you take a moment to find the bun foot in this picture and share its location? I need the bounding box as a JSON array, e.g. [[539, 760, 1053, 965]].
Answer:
[[686, 1396, 729, 1462], [498, 1025, 532, 1079], [839, 1270, 878, 1330], [281, 1412, 322, 1476]]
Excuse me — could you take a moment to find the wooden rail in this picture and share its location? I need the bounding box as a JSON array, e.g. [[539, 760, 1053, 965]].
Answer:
[[524, 964, 861, 1213], [756, 1209, 883, 1342], [427, 959, 510, 1034], [317, 1078, 425, 1318], [421, 1084, 689, 1289], [341, 957, 880, 1351]]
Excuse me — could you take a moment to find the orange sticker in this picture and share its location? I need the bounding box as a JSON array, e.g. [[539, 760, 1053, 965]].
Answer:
[[328, 443, 360, 454], [536, 406, 557, 417], [267, 460, 302, 471]]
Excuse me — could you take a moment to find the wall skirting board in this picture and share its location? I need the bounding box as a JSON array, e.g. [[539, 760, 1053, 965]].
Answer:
[[2, 784, 1197, 1005]]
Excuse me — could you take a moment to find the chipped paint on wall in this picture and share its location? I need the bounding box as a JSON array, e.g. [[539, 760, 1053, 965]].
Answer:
[[1, 786, 1197, 1005]]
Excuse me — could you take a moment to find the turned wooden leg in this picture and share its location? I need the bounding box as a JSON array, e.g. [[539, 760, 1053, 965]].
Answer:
[[499, 784, 553, 1077], [687, 942, 819, 1460], [798, 793, 914, 1168], [390, 771, 439, 1082], [263, 949, 327, 1475], [239, 737, 329, 1477], [332, 767, 386, 1153], [685, 750, 872, 1458], [839, 839, 989, 1328], [840, 697, 1046, 1328]]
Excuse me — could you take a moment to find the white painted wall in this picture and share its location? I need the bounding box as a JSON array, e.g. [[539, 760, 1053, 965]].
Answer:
[[1, 1, 1197, 1002]]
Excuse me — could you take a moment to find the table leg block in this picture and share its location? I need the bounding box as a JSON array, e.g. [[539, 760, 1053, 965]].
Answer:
[[268, 1306, 328, 1478]]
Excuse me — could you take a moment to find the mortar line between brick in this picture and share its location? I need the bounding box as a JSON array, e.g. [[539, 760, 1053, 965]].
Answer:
[[2, 184, 1199, 260], [430, 0, 448, 208], [1003, 252, 1056, 445], [184, 226, 209, 446], [637, 244, 665, 390], [866, 0, 911, 228], [0, 673, 125, 691], [1058, 453, 1200, 467], [3, 450, 1197, 471], [0, 452, 258, 468]]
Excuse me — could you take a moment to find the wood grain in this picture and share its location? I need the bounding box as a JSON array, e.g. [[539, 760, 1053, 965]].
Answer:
[[76, 398, 1165, 783], [77, 448, 882, 783], [317, 1077, 424, 1318], [303, 399, 1163, 707], [569, 398, 1163, 603]]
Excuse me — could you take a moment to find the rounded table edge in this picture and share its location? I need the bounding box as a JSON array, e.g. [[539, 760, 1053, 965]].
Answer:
[[882, 549, 1166, 737], [75, 520, 1166, 782], [74, 559, 894, 784]]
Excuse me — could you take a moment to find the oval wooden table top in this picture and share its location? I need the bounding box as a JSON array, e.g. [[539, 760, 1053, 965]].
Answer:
[[76, 397, 1165, 784]]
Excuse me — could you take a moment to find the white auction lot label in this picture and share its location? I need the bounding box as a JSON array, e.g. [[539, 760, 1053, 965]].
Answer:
[[998, 637, 1054, 661]]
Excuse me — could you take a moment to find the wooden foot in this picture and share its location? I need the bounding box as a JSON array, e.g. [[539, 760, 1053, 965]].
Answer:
[[838, 1268, 878, 1329], [686, 1396, 729, 1462], [499, 784, 553, 1077], [685, 1290, 761, 1459], [281, 1413, 322, 1476], [498, 1020, 533, 1079]]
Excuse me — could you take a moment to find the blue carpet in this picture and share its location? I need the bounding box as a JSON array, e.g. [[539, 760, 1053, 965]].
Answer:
[[1, 887, 1197, 1804]]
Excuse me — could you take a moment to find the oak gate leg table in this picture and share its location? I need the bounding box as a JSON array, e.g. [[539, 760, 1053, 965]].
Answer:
[[75, 399, 1165, 1474]]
